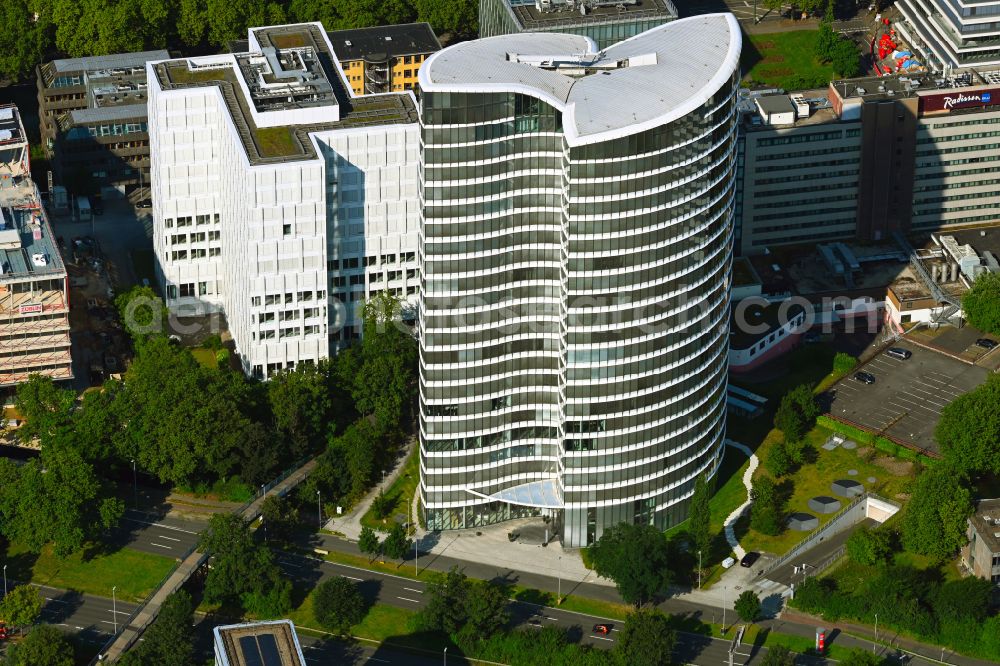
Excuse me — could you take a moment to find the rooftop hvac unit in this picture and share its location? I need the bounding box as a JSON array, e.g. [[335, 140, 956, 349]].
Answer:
[[32, 253, 48, 267]]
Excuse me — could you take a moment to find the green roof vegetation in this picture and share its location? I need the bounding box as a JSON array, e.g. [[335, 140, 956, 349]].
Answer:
[[741, 29, 837, 90], [165, 64, 232, 84], [255, 126, 300, 158]]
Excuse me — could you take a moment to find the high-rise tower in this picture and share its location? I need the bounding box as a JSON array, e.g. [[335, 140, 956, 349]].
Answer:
[[417, 14, 741, 546]]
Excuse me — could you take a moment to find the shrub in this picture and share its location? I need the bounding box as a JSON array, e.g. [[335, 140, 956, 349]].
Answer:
[[734, 590, 762, 623], [764, 441, 792, 477], [833, 352, 858, 375]]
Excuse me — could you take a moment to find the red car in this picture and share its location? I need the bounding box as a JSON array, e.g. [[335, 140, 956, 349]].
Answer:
[[592, 624, 611, 635], [0, 622, 8, 641]]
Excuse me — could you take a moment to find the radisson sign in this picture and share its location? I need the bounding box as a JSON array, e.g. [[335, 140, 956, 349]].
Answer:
[[921, 88, 1000, 113]]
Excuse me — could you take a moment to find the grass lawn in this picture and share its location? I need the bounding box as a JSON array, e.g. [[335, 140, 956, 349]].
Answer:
[[2, 541, 175, 602], [190, 347, 219, 369], [361, 445, 419, 531], [740, 425, 916, 556], [256, 126, 299, 158], [129, 249, 157, 291], [741, 29, 835, 90]]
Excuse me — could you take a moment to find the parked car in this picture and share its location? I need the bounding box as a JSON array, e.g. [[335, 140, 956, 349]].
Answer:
[[592, 624, 611, 635], [740, 551, 760, 568], [854, 371, 876, 385], [885, 347, 912, 360], [975, 338, 997, 350]]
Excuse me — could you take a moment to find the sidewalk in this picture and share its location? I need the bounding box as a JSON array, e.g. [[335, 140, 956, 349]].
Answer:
[[324, 437, 416, 541]]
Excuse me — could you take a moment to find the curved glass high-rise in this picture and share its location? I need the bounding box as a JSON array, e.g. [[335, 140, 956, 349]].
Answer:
[[417, 14, 741, 547]]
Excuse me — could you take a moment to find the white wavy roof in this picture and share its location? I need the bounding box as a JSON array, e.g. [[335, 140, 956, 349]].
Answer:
[[418, 13, 741, 146]]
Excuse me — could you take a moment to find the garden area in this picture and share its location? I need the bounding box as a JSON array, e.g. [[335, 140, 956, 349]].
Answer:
[[740, 26, 861, 91]]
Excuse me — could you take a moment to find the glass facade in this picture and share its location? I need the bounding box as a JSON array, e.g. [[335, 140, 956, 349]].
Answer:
[[419, 69, 738, 546]]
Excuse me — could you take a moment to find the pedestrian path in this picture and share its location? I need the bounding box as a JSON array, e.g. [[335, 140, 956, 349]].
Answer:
[[723, 439, 757, 560]]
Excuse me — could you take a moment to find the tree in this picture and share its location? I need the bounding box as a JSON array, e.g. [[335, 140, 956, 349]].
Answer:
[[205, 0, 286, 47], [589, 523, 674, 606], [464, 579, 510, 641], [420, 566, 470, 635], [0, 0, 52, 82], [814, 23, 839, 61], [750, 475, 784, 536], [260, 494, 298, 544], [413, 0, 478, 37], [330, 418, 383, 499], [613, 608, 677, 666], [962, 269, 1000, 335], [846, 526, 892, 566], [902, 465, 972, 559], [359, 525, 382, 563], [840, 649, 881, 666], [773, 384, 818, 443], [831, 38, 861, 78], [200, 514, 290, 616], [935, 373, 1000, 476], [382, 522, 412, 563], [268, 362, 333, 460], [14, 374, 75, 444], [115, 285, 169, 341], [833, 352, 858, 375], [353, 291, 417, 434], [0, 441, 124, 556], [760, 645, 795, 666], [931, 577, 994, 624], [3, 623, 75, 666], [765, 441, 792, 478], [688, 474, 712, 565], [313, 577, 366, 634], [118, 591, 196, 666], [0, 584, 43, 631], [734, 589, 762, 623]]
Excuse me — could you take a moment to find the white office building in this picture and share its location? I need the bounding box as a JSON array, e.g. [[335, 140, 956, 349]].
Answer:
[[147, 23, 421, 378], [897, 0, 1000, 70], [417, 15, 741, 546]]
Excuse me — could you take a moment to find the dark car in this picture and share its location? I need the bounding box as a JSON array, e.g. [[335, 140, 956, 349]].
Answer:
[[592, 624, 611, 635], [885, 347, 912, 360], [740, 552, 760, 568], [854, 371, 876, 385], [975, 338, 998, 350]]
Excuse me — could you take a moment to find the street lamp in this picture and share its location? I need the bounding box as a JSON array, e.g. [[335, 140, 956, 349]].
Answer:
[[3, 563, 7, 596], [414, 535, 419, 576], [316, 490, 322, 528], [443, 646, 448, 666], [261, 483, 265, 498], [698, 550, 702, 589], [259, 515, 267, 543], [873, 613, 878, 653], [131, 459, 138, 509], [112, 586, 118, 634], [722, 585, 727, 634]]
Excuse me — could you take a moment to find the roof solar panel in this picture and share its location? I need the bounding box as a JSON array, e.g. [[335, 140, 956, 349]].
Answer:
[[258, 633, 282, 666], [238, 636, 264, 666]]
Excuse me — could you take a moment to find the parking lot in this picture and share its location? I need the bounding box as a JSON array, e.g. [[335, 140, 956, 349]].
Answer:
[[825, 338, 989, 454]]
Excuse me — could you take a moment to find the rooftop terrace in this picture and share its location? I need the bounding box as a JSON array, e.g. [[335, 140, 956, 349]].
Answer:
[[508, 0, 676, 30], [153, 23, 417, 165]]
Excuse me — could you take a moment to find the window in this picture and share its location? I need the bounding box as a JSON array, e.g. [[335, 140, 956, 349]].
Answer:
[[261, 313, 275, 323], [402, 252, 415, 262], [167, 285, 177, 299], [196, 214, 211, 225], [369, 272, 383, 283], [265, 295, 280, 305], [261, 330, 275, 340], [350, 275, 364, 286], [170, 234, 187, 245], [179, 283, 195, 297], [304, 325, 320, 336], [191, 248, 207, 259], [171, 250, 187, 261], [303, 307, 319, 318], [328, 259, 340, 270], [198, 282, 208, 296], [381, 254, 396, 265], [331, 276, 346, 287], [285, 293, 293, 304], [283, 223, 292, 237], [209, 247, 221, 257], [176, 216, 193, 227], [406, 268, 417, 280], [388, 270, 402, 281], [344, 258, 360, 269], [164, 218, 174, 228], [298, 291, 313, 301], [280, 310, 300, 321], [209, 230, 220, 241], [364, 256, 377, 267], [252, 296, 261, 307]]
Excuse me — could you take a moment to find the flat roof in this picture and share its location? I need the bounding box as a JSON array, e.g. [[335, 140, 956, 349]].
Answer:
[[152, 23, 417, 165], [214, 621, 305, 666], [327, 22, 441, 63], [420, 13, 740, 146], [508, 0, 676, 30], [0, 205, 65, 280], [0, 105, 25, 146], [942, 224, 1000, 261], [971, 498, 1000, 554], [730, 301, 806, 349], [70, 104, 147, 124], [51, 50, 170, 74], [756, 95, 794, 114]]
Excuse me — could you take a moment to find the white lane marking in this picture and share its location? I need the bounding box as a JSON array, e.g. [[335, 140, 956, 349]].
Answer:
[[280, 560, 303, 568], [124, 517, 200, 535], [365, 659, 390, 664], [342, 575, 363, 582], [590, 635, 614, 642], [101, 620, 116, 625], [402, 587, 423, 593], [150, 542, 173, 549], [396, 596, 421, 603], [44, 597, 70, 604], [156, 535, 181, 542]]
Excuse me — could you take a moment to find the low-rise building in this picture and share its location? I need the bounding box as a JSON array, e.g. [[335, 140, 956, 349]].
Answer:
[[36, 50, 167, 200], [479, 0, 677, 49], [729, 301, 806, 374], [961, 498, 1000, 587], [326, 23, 440, 96], [0, 104, 73, 389], [213, 620, 305, 666]]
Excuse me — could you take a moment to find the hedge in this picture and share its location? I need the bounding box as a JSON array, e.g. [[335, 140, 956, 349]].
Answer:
[[816, 416, 935, 464]]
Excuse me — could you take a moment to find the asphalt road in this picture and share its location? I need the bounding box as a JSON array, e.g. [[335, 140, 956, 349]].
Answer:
[[25, 582, 139, 649], [111, 511, 205, 557]]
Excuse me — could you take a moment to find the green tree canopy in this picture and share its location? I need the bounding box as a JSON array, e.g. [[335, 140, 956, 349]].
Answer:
[[267, 361, 333, 461], [358, 524, 381, 562], [588, 523, 675, 606], [759, 644, 795, 666], [902, 465, 973, 559], [931, 577, 994, 624], [613, 608, 677, 666], [962, 271, 1000, 335], [118, 591, 196, 666], [0, 0, 51, 82], [382, 521, 412, 562], [114, 285, 169, 341], [353, 291, 417, 434], [750, 475, 784, 536], [764, 441, 792, 478], [4, 623, 75, 666], [313, 577, 366, 634], [463, 579, 510, 641], [846, 526, 892, 566], [773, 383, 818, 443], [0, 584, 43, 630], [734, 589, 762, 623], [687, 474, 712, 563], [14, 374, 75, 444], [260, 494, 298, 544], [839, 650, 881, 666], [935, 373, 1000, 476], [419, 566, 470, 635]]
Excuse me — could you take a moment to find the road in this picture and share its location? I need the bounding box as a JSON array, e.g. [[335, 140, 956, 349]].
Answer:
[[111, 511, 204, 557]]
